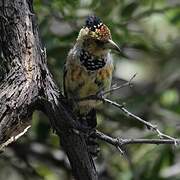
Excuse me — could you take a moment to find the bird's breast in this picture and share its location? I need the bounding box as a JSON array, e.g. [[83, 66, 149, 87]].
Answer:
[[65, 52, 113, 113], [65, 61, 113, 97], [79, 49, 106, 71]]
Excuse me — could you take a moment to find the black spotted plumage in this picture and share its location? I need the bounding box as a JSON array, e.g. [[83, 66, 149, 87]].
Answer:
[[64, 16, 115, 157], [85, 15, 103, 31], [80, 49, 106, 71]]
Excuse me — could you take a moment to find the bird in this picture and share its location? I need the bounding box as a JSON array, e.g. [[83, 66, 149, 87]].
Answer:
[[63, 15, 122, 129]]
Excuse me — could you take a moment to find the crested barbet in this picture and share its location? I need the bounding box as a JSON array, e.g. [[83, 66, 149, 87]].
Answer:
[[63, 16, 122, 128]]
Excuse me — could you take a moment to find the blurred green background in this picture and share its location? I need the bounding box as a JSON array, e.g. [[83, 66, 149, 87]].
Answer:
[[1, 0, 180, 179]]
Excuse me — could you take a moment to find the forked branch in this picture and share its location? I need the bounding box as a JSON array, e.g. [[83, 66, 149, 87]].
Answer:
[[78, 75, 179, 149]]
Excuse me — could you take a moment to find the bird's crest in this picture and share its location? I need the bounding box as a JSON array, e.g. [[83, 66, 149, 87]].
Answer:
[[85, 16, 102, 31], [80, 15, 111, 41]]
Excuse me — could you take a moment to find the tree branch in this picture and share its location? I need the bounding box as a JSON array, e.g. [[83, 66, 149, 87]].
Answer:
[[0, 1, 97, 180], [78, 75, 179, 147], [101, 98, 178, 143], [94, 130, 180, 154], [101, 73, 136, 96]]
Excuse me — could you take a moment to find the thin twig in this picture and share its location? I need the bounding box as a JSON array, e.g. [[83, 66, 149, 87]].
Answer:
[[78, 93, 178, 144], [0, 126, 31, 151], [101, 73, 136, 96], [76, 72, 179, 146], [102, 97, 178, 144], [94, 130, 180, 147], [75, 74, 136, 102]]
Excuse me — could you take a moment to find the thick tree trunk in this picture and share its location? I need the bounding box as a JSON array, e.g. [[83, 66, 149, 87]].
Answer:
[[0, 0, 98, 179]]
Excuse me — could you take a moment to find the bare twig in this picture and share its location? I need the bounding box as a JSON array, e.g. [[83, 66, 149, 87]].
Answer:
[[101, 73, 136, 96], [78, 94, 179, 145], [77, 73, 179, 145], [102, 97, 178, 144], [94, 130, 180, 148], [75, 71, 180, 154], [75, 74, 136, 102], [0, 126, 31, 151]]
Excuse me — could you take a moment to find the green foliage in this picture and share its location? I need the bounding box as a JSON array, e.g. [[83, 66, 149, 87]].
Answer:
[[121, 1, 139, 19]]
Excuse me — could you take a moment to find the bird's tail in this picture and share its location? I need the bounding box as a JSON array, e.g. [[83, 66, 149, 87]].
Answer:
[[77, 109, 99, 157]]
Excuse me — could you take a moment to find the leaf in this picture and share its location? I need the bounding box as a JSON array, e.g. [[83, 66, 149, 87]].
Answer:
[[121, 1, 139, 18]]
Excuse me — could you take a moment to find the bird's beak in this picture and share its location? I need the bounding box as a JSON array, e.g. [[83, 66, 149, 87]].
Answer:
[[106, 39, 128, 58], [106, 39, 121, 52]]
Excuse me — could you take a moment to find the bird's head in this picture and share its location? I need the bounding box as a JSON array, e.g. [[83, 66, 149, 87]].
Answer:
[[76, 15, 122, 56]]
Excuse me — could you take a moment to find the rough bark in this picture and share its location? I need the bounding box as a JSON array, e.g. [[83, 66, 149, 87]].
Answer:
[[0, 0, 98, 179]]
